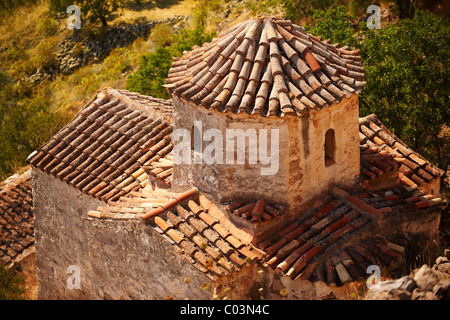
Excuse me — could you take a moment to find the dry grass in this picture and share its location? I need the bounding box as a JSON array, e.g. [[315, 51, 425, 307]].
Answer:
[[0, 0, 53, 47], [112, 0, 200, 25]]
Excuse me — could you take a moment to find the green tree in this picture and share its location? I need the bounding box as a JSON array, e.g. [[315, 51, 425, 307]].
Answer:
[[282, 0, 342, 22], [48, 0, 124, 26], [360, 10, 449, 167], [304, 6, 360, 48], [126, 26, 215, 99], [78, 0, 124, 27]]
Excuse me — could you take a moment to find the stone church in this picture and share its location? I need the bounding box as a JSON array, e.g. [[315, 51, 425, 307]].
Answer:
[[26, 17, 444, 300]]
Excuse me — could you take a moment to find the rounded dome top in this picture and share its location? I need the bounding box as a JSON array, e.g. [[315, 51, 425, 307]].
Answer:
[[165, 17, 365, 117]]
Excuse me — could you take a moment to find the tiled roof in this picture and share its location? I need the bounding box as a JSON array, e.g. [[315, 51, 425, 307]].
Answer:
[[88, 189, 265, 280], [86, 179, 442, 283], [257, 186, 442, 281], [312, 234, 405, 286], [225, 199, 285, 223], [0, 170, 34, 266], [27, 88, 174, 202], [359, 114, 444, 189], [165, 17, 365, 117]]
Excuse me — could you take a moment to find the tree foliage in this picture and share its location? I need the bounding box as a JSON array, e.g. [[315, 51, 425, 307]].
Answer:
[[304, 6, 360, 48], [49, 0, 124, 26], [360, 10, 449, 165], [282, 0, 341, 22], [0, 81, 69, 179], [126, 25, 216, 99]]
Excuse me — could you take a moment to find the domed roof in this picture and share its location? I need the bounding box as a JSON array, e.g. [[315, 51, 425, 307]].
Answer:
[[165, 17, 366, 117]]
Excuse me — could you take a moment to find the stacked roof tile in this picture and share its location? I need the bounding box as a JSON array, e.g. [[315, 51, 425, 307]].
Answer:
[[88, 189, 265, 280], [165, 17, 365, 117], [359, 114, 444, 189], [0, 170, 34, 266], [27, 88, 174, 202], [257, 186, 441, 281], [149, 198, 265, 280], [225, 199, 284, 223], [311, 234, 405, 286]]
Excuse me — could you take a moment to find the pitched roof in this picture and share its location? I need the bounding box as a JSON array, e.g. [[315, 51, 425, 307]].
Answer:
[[0, 170, 34, 266], [27, 88, 174, 202], [87, 188, 265, 280], [85, 182, 441, 283], [256, 186, 442, 283], [314, 234, 406, 286], [165, 17, 365, 117], [359, 114, 444, 189]]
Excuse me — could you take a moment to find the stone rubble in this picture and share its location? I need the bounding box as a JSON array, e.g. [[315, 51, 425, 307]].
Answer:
[[24, 15, 189, 85], [365, 250, 450, 300]]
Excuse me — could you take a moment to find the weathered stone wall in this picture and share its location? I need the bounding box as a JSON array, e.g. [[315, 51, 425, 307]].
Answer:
[[32, 168, 211, 299], [172, 95, 360, 216], [32, 168, 104, 299], [82, 218, 211, 300], [293, 95, 361, 213], [172, 97, 290, 206]]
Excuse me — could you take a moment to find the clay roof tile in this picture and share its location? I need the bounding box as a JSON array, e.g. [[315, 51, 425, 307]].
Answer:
[[166, 17, 364, 118]]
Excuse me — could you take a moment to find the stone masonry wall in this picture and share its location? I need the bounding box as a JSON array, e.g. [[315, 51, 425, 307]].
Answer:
[[82, 218, 211, 300], [293, 95, 361, 213], [172, 97, 291, 207], [32, 168, 210, 299], [172, 95, 360, 217], [32, 168, 104, 299]]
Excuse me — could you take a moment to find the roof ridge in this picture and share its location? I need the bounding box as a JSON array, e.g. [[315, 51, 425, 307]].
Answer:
[[165, 16, 365, 118], [27, 91, 174, 202], [359, 113, 444, 191]]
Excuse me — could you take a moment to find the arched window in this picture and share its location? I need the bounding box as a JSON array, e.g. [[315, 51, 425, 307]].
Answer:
[[324, 129, 336, 166]]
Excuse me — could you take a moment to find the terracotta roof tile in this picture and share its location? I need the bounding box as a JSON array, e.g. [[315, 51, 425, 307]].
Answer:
[[225, 199, 283, 224], [257, 180, 442, 280], [89, 193, 259, 280], [359, 114, 443, 191], [0, 171, 34, 267], [165, 17, 364, 117], [27, 88, 174, 202]]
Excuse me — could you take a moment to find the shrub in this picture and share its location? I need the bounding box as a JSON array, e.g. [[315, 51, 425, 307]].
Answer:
[[126, 25, 215, 99], [34, 40, 58, 72], [9, 57, 36, 79], [304, 6, 360, 48], [37, 16, 59, 37], [360, 10, 449, 168], [0, 265, 26, 300]]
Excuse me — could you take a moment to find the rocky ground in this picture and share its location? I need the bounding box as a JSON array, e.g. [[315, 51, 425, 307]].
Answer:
[[365, 249, 450, 300], [24, 15, 189, 85]]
